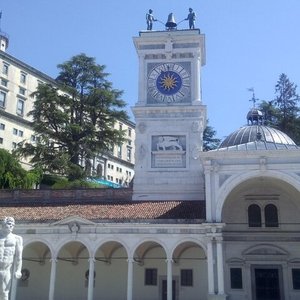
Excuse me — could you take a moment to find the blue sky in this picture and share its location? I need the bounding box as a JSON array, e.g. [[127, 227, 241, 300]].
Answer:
[[1, 1, 300, 139]]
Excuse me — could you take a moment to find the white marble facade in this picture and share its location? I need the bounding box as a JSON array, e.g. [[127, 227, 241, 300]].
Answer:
[[132, 30, 206, 201], [2, 28, 300, 300]]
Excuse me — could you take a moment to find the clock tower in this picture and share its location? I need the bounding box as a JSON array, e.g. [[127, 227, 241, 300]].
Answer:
[[132, 28, 206, 201]]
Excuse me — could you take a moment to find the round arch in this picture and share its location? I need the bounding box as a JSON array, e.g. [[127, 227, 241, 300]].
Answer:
[[24, 237, 53, 255], [94, 238, 130, 259], [17, 241, 52, 300], [170, 239, 208, 300], [131, 239, 169, 300], [170, 238, 207, 257], [93, 241, 129, 300], [216, 170, 300, 221], [132, 237, 169, 258], [55, 237, 90, 257], [55, 240, 90, 300], [23, 240, 51, 262]]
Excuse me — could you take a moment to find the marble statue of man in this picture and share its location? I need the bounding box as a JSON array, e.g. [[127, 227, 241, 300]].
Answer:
[[0, 217, 23, 300]]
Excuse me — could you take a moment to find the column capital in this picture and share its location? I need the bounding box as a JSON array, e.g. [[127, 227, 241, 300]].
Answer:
[[165, 258, 174, 264], [88, 257, 95, 263], [204, 223, 225, 234], [204, 161, 213, 174], [206, 235, 215, 243], [215, 236, 223, 243], [50, 258, 57, 263]]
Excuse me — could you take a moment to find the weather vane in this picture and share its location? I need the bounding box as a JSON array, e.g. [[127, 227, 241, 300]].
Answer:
[[248, 87, 259, 107]]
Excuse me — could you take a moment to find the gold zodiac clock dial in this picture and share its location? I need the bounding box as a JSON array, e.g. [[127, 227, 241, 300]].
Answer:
[[147, 63, 190, 103]]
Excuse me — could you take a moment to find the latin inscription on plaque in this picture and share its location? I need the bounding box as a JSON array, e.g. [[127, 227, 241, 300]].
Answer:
[[151, 135, 186, 168]]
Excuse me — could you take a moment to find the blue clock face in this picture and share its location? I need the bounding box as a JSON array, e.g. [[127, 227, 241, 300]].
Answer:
[[156, 70, 182, 95], [148, 63, 190, 103]]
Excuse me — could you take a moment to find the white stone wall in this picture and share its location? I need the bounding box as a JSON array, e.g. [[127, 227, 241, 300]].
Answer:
[[201, 149, 300, 300]]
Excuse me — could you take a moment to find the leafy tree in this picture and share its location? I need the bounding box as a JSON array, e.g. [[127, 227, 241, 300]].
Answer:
[[203, 121, 221, 151], [18, 54, 128, 180], [257, 100, 280, 126], [274, 73, 299, 134], [258, 74, 300, 144], [0, 149, 41, 189]]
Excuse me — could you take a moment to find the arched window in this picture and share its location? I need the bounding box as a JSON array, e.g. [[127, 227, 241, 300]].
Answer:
[[248, 204, 262, 227], [264, 204, 279, 227]]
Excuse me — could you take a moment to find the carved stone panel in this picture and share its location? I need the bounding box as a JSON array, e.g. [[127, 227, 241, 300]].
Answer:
[[151, 135, 186, 168]]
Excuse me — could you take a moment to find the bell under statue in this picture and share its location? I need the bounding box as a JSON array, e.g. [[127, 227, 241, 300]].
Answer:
[[0, 217, 23, 300]]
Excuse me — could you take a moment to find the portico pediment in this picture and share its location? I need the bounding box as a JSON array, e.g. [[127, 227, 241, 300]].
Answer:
[[51, 215, 96, 227], [242, 244, 289, 260]]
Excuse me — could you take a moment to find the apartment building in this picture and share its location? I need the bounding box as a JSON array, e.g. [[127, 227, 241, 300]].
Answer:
[[0, 31, 135, 186], [91, 120, 135, 187]]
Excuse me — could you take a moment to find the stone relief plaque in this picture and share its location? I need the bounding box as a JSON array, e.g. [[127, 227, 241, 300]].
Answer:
[[151, 135, 186, 168]]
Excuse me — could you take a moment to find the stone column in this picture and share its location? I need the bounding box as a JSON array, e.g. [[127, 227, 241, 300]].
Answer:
[[216, 237, 225, 295], [87, 257, 95, 300], [127, 258, 134, 300], [207, 238, 215, 295], [49, 258, 57, 300], [166, 258, 173, 300]]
